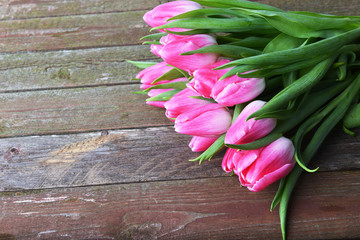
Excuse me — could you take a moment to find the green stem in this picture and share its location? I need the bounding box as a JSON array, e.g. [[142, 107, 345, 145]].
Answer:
[[279, 73, 360, 240]]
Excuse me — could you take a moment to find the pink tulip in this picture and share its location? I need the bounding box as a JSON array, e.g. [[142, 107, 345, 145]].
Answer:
[[222, 147, 242, 173], [164, 88, 211, 121], [187, 59, 230, 98], [136, 62, 172, 89], [158, 34, 219, 73], [150, 44, 163, 57], [151, 34, 188, 57], [143, 1, 202, 32], [225, 100, 277, 145], [175, 103, 232, 137], [211, 74, 265, 107], [189, 136, 218, 152], [136, 62, 188, 90], [222, 137, 295, 192], [146, 89, 173, 108]]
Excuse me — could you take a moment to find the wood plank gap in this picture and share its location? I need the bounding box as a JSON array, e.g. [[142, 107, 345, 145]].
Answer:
[[0, 43, 148, 55], [0, 123, 174, 139], [0, 175, 230, 194], [0, 82, 141, 94]]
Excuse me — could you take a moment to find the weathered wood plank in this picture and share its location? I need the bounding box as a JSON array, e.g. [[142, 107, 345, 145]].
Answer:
[[0, 85, 171, 137], [0, 0, 358, 21], [0, 45, 155, 91], [0, 0, 169, 20], [0, 0, 359, 53], [0, 11, 149, 53], [0, 127, 223, 191], [0, 171, 358, 239], [0, 126, 359, 191]]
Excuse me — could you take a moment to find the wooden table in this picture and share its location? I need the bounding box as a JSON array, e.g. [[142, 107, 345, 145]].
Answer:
[[0, 0, 359, 239]]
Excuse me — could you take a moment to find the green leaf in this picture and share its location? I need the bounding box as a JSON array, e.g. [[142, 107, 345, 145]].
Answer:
[[142, 41, 161, 45], [248, 58, 334, 120], [263, 33, 306, 54], [189, 96, 216, 103], [271, 178, 285, 211], [344, 103, 360, 128], [143, 81, 189, 92], [219, 28, 360, 68], [217, 65, 257, 80], [342, 125, 356, 137], [126, 60, 158, 69], [189, 134, 225, 164], [226, 132, 282, 150], [146, 89, 182, 102], [140, 32, 167, 41], [336, 51, 356, 81], [181, 45, 261, 58], [239, 9, 359, 38], [192, 0, 282, 11], [132, 91, 148, 95], [169, 8, 247, 20], [232, 104, 245, 123], [152, 17, 274, 33], [152, 68, 186, 84], [218, 36, 272, 49]]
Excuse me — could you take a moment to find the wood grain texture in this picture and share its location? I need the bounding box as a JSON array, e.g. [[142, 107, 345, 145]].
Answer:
[[0, 0, 358, 53], [0, 126, 358, 191], [0, 11, 149, 53], [0, 45, 155, 91], [0, 171, 358, 240], [0, 127, 223, 191], [0, 0, 170, 20], [0, 127, 360, 191], [0, 85, 173, 137]]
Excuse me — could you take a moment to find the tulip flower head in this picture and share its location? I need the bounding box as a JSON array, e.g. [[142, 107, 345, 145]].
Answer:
[[211, 75, 265, 106], [164, 88, 212, 121], [143, 1, 202, 32], [187, 59, 231, 98], [175, 103, 232, 137], [158, 34, 219, 73], [225, 100, 277, 145], [222, 137, 295, 191], [136, 62, 175, 89]]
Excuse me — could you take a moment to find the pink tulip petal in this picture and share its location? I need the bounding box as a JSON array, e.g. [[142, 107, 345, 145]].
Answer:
[[245, 163, 295, 192], [143, 1, 202, 32], [225, 100, 277, 145], [189, 136, 218, 152], [175, 103, 232, 137]]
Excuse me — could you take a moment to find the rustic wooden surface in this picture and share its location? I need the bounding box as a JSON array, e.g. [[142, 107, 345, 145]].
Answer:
[[0, 0, 359, 239]]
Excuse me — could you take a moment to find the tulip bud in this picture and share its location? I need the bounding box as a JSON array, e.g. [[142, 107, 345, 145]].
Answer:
[[175, 103, 232, 137], [136, 62, 188, 90], [225, 100, 277, 145], [211, 75, 265, 106], [223, 137, 295, 192], [143, 1, 202, 32], [164, 88, 212, 121], [158, 34, 219, 73], [136, 62, 172, 89], [189, 136, 218, 152], [187, 59, 230, 98]]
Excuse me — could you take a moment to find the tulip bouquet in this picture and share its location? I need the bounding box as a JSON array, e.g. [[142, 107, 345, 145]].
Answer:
[[129, 0, 360, 239]]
